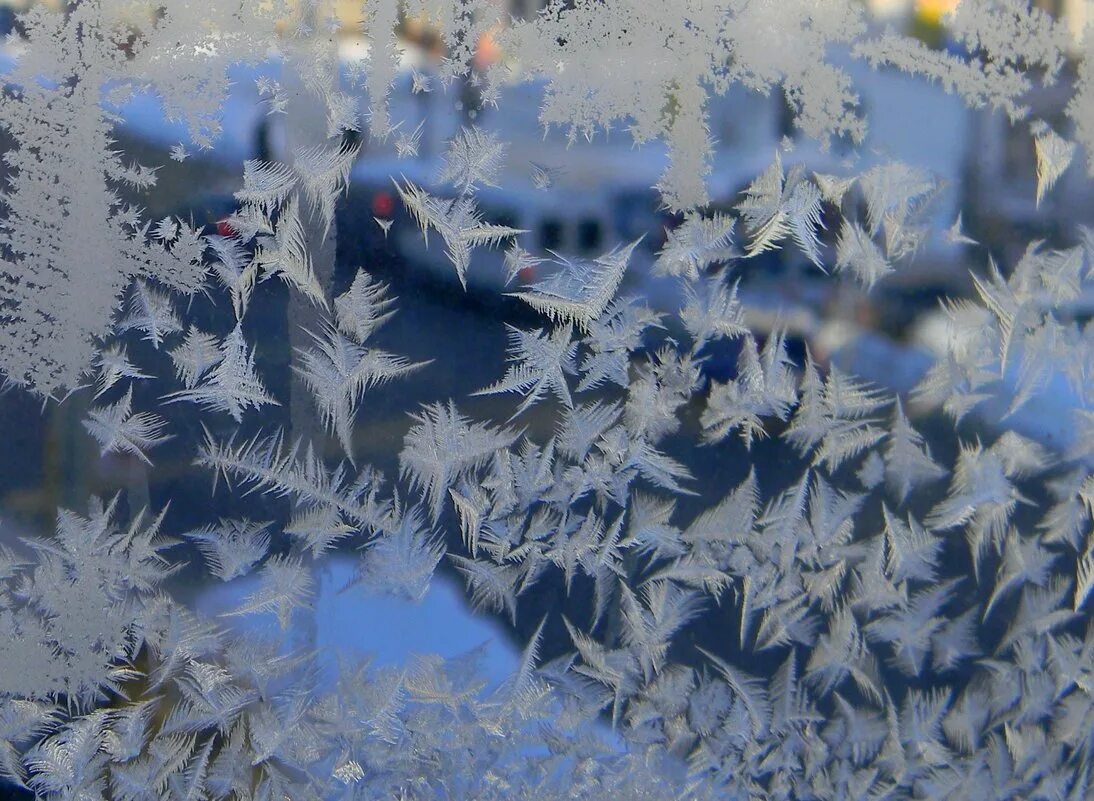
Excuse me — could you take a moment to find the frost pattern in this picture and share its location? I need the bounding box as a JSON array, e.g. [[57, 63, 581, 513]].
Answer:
[[0, 2, 1092, 801]]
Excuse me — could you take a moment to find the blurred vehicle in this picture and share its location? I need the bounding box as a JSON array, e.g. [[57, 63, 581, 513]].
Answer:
[[341, 148, 674, 296], [99, 43, 983, 405]]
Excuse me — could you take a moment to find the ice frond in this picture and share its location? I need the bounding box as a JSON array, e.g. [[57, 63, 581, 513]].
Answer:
[[529, 162, 563, 191], [1075, 547, 1094, 612], [395, 120, 425, 159], [912, 349, 997, 425], [683, 469, 760, 555], [254, 195, 327, 308], [577, 298, 663, 391], [503, 243, 548, 287], [755, 469, 812, 559], [295, 322, 429, 456], [805, 607, 881, 703], [883, 399, 947, 505], [925, 440, 1034, 578], [866, 578, 962, 677], [168, 328, 223, 390], [785, 361, 889, 471], [162, 661, 256, 735], [680, 276, 748, 354], [400, 401, 520, 521], [784, 177, 826, 269], [292, 139, 361, 236], [203, 242, 248, 295], [282, 501, 357, 557], [856, 161, 941, 255], [620, 582, 704, 681], [557, 400, 623, 462], [0, 496, 177, 704], [182, 519, 270, 582], [736, 154, 787, 256], [224, 554, 314, 630], [348, 503, 443, 602], [220, 204, 274, 242], [83, 386, 172, 465], [1032, 120, 1075, 207], [930, 607, 980, 673], [696, 647, 771, 738], [195, 427, 385, 530], [93, 344, 150, 399], [1036, 469, 1093, 549], [333, 270, 397, 343], [449, 554, 521, 626], [473, 324, 578, 418], [814, 172, 856, 205], [628, 438, 695, 496], [737, 158, 825, 268], [118, 281, 183, 350], [882, 506, 942, 586], [653, 212, 737, 280], [897, 688, 953, 768], [969, 255, 1025, 375], [943, 212, 978, 247], [983, 529, 1057, 621], [997, 577, 1077, 652], [152, 216, 180, 244], [700, 331, 798, 447], [507, 239, 642, 329], [834, 220, 892, 290], [164, 324, 278, 423], [393, 177, 443, 246], [394, 178, 524, 288], [769, 651, 821, 736], [0, 700, 59, 788], [165, 736, 214, 801], [623, 345, 703, 443], [493, 614, 550, 716], [236, 159, 297, 214], [805, 473, 864, 555], [23, 712, 112, 800], [438, 127, 507, 193], [100, 698, 157, 764], [448, 484, 489, 558]]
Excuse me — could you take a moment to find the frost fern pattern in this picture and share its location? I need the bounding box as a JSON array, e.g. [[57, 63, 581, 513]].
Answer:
[[0, 2, 1093, 801]]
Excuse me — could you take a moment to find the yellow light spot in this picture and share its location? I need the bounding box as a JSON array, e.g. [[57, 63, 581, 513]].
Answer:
[[915, 0, 960, 24]]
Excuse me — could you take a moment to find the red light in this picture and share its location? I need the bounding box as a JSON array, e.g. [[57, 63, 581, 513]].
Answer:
[[215, 218, 234, 237], [372, 191, 395, 217], [518, 266, 536, 282]]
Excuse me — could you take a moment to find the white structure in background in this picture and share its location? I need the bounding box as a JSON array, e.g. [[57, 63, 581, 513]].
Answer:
[[963, 69, 1094, 264], [42, 3, 1042, 297], [865, 0, 1087, 40]]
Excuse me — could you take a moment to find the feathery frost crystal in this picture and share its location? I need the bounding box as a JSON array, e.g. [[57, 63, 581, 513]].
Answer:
[[1, 2, 1094, 800]]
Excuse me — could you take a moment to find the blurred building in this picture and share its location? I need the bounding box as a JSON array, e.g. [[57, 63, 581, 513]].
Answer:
[[868, 0, 1088, 43], [963, 77, 1093, 260], [955, 9, 1093, 264], [866, 0, 1094, 278]]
